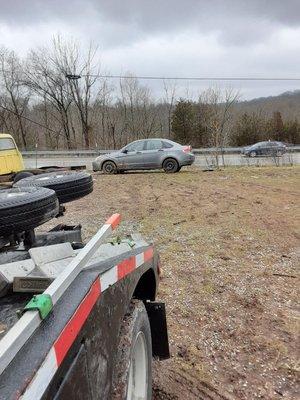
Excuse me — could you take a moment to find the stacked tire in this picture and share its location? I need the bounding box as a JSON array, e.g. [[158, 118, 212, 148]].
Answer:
[[14, 171, 93, 204], [0, 172, 93, 237], [0, 187, 59, 236]]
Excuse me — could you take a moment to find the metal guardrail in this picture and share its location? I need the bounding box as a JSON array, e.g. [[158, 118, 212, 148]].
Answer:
[[193, 146, 300, 155], [21, 145, 300, 158], [22, 150, 109, 158]]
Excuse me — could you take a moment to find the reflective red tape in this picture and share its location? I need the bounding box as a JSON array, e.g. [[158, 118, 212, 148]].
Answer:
[[105, 214, 121, 230], [20, 248, 156, 399], [39, 247, 153, 371], [117, 256, 136, 280], [144, 247, 154, 263], [53, 279, 101, 366]]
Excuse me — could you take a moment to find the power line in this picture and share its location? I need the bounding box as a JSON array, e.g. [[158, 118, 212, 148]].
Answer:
[[0, 104, 61, 135], [78, 74, 300, 82], [2, 68, 300, 82], [1, 67, 300, 81], [0, 104, 89, 148]]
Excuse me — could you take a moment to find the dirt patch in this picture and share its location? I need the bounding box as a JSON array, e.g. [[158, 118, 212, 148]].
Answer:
[[43, 166, 300, 399]]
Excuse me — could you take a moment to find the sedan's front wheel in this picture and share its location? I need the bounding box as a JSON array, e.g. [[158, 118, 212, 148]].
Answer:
[[162, 158, 179, 173], [102, 161, 117, 174], [249, 151, 257, 158]]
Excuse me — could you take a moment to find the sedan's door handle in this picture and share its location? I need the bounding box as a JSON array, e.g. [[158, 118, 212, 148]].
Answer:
[[136, 151, 142, 154], [157, 149, 164, 152]]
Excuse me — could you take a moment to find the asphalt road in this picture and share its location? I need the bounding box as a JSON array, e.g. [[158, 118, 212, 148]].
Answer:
[[24, 152, 300, 170]]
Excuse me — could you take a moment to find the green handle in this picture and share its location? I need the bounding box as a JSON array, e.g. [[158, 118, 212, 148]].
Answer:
[[22, 294, 53, 320]]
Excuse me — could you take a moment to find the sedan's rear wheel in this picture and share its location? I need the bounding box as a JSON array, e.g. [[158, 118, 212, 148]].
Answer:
[[102, 161, 117, 174], [162, 158, 179, 173]]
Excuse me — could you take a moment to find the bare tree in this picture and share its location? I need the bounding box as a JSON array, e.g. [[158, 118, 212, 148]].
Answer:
[[118, 75, 160, 142], [163, 80, 177, 138], [24, 44, 74, 148], [31, 97, 62, 149], [2, 39, 300, 151], [0, 47, 31, 148], [93, 79, 118, 149], [200, 87, 239, 167], [52, 36, 100, 148]]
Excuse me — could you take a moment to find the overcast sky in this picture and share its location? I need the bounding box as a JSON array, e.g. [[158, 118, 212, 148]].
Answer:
[[1, 0, 300, 99]]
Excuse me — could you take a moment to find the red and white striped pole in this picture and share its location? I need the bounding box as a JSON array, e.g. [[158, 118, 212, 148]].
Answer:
[[45, 213, 121, 304]]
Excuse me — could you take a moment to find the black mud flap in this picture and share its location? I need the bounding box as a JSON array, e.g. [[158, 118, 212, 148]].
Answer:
[[145, 302, 170, 360]]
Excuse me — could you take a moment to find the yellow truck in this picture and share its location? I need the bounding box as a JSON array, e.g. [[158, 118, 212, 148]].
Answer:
[[0, 133, 84, 186], [0, 133, 24, 177]]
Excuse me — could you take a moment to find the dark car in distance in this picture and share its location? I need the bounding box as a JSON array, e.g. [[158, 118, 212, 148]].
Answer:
[[241, 141, 287, 157]]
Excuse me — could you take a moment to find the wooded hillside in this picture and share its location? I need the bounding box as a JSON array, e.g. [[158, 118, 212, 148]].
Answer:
[[1, 38, 299, 150]]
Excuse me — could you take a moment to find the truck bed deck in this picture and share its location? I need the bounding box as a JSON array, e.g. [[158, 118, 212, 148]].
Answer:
[[0, 293, 31, 340], [0, 235, 148, 341]]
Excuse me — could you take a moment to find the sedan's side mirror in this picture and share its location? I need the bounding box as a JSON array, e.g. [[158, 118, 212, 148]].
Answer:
[[122, 149, 128, 154]]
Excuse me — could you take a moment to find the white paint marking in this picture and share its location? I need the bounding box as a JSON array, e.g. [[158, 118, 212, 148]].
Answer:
[[100, 266, 118, 291], [20, 347, 57, 400], [135, 252, 144, 268]]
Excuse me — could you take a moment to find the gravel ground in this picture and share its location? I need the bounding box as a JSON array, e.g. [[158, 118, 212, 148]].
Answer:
[[43, 166, 300, 400]]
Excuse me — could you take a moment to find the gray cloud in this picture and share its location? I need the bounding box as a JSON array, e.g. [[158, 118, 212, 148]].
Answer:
[[1, 0, 300, 47], [0, 0, 300, 99], [0, 0, 84, 24], [92, 0, 300, 29]]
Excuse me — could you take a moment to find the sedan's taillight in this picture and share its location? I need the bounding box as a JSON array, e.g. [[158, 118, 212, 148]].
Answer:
[[183, 145, 192, 153]]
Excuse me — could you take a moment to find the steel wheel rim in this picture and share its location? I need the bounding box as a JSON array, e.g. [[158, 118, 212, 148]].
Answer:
[[104, 163, 114, 173], [126, 332, 148, 400], [166, 161, 175, 171]]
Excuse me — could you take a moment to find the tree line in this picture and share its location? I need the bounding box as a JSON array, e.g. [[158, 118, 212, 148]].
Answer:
[[172, 99, 300, 148], [0, 36, 299, 150]]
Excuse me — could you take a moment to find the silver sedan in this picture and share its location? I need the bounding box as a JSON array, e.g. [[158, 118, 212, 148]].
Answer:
[[92, 138, 195, 173]]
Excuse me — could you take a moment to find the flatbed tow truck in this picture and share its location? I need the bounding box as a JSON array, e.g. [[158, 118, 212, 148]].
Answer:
[[0, 169, 169, 399]]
